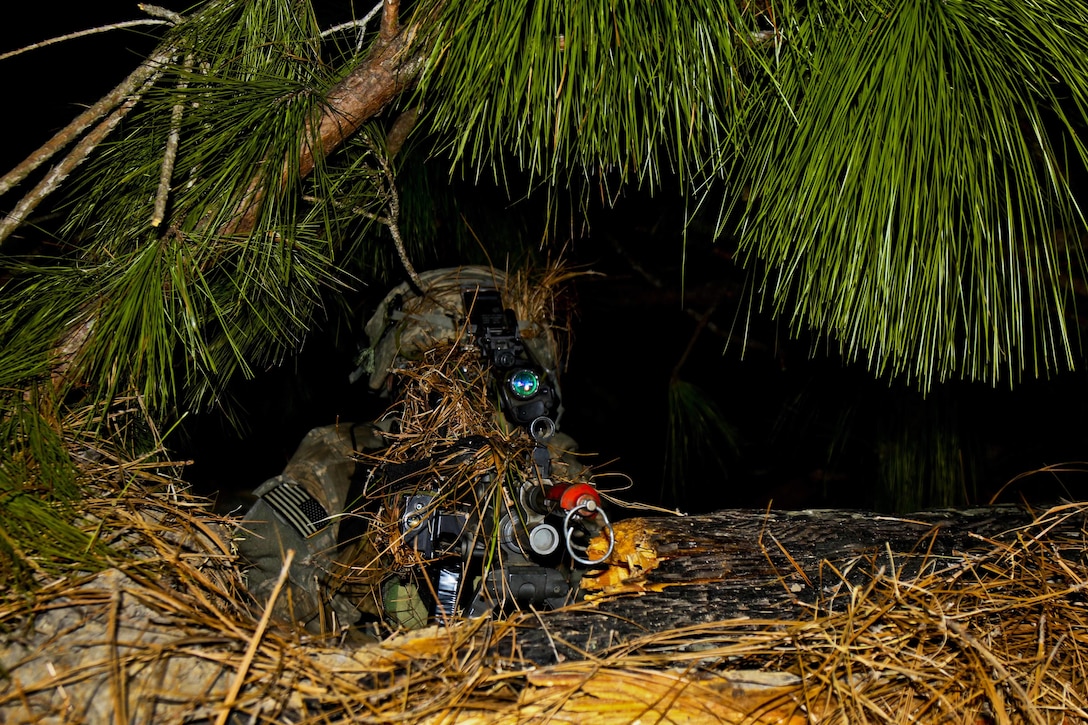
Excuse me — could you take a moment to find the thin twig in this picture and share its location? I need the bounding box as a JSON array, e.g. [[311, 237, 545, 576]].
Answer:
[[0, 20, 170, 62], [669, 297, 720, 382], [0, 65, 164, 245], [321, 1, 384, 41], [152, 52, 193, 227], [137, 3, 184, 23], [369, 139, 423, 290], [609, 235, 735, 343], [0, 46, 171, 218], [214, 549, 295, 725]]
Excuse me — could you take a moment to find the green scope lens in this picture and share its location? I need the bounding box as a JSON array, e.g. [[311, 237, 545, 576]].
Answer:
[[508, 369, 540, 398]]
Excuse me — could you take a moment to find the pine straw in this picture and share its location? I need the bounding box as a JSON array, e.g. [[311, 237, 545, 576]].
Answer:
[[2, 463, 1088, 724], [3, 270, 1087, 721], [355, 344, 602, 564]]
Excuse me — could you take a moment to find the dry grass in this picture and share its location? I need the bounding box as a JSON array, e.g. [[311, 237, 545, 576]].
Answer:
[[3, 459, 1088, 723]]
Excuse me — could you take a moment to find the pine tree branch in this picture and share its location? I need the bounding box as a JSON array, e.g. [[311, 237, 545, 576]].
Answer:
[[0, 1, 183, 203], [380, 0, 400, 42], [0, 20, 170, 62], [307, 20, 421, 179], [218, 16, 426, 237], [372, 141, 422, 290], [1, 2, 426, 244], [136, 4, 184, 24], [321, 2, 383, 45], [152, 53, 193, 228], [386, 106, 420, 159], [0, 54, 169, 245], [0, 48, 172, 204]]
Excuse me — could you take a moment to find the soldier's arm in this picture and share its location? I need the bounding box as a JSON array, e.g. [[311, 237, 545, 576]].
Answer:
[[234, 422, 388, 632]]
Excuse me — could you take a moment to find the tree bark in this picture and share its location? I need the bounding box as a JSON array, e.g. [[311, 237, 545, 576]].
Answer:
[[220, 16, 427, 236], [502, 505, 1087, 665]]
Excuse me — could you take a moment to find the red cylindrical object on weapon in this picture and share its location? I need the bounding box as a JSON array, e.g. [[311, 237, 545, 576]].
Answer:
[[545, 482, 600, 516]]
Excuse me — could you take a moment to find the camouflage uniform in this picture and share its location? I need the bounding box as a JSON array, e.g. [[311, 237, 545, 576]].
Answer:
[[237, 422, 390, 632], [235, 267, 600, 635]]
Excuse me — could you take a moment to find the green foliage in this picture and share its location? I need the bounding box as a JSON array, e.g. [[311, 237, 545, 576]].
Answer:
[[41, 0, 545, 419], [7, 0, 1086, 422], [417, 0, 767, 190], [52, 0, 382, 415], [0, 271, 82, 591], [0, 392, 105, 592], [2, 0, 1088, 523], [729, 0, 1088, 388], [420, 0, 1088, 388], [0, 270, 74, 393], [0, 395, 77, 501]]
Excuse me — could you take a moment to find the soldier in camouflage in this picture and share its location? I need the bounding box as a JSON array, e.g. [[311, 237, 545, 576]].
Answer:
[[234, 267, 609, 637]]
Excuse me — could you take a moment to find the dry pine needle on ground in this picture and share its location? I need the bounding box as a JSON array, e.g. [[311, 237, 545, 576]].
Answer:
[[3, 445, 1088, 722]]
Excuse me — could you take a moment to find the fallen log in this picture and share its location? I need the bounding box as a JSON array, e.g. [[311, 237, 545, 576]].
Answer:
[[501, 504, 1088, 665]]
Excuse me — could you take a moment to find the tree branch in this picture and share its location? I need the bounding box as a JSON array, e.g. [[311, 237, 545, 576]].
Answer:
[[152, 53, 193, 228], [0, 2, 184, 204], [380, 0, 400, 42], [321, 2, 383, 41], [385, 106, 420, 159], [301, 24, 423, 180], [0, 20, 170, 63], [0, 49, 172, 203], [219, 21, 426, 237], [0, 57, 168, 245], [371, 141, 422, 290]]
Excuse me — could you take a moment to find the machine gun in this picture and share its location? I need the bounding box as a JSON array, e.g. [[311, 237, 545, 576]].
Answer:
[[395, 473, 613, 617]]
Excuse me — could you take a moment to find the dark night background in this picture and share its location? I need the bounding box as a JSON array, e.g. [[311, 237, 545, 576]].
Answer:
[[5, 1, 1088, 515]]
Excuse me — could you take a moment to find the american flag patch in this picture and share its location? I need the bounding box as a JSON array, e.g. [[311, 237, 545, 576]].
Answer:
[[262, 481, 330, 538]]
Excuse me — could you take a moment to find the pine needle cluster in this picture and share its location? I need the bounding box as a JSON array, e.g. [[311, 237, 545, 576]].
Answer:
[[1, 0, 1086, 430]]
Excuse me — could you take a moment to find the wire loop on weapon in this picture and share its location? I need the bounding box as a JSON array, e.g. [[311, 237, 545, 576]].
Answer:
[[565, 503, 613, 567]]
